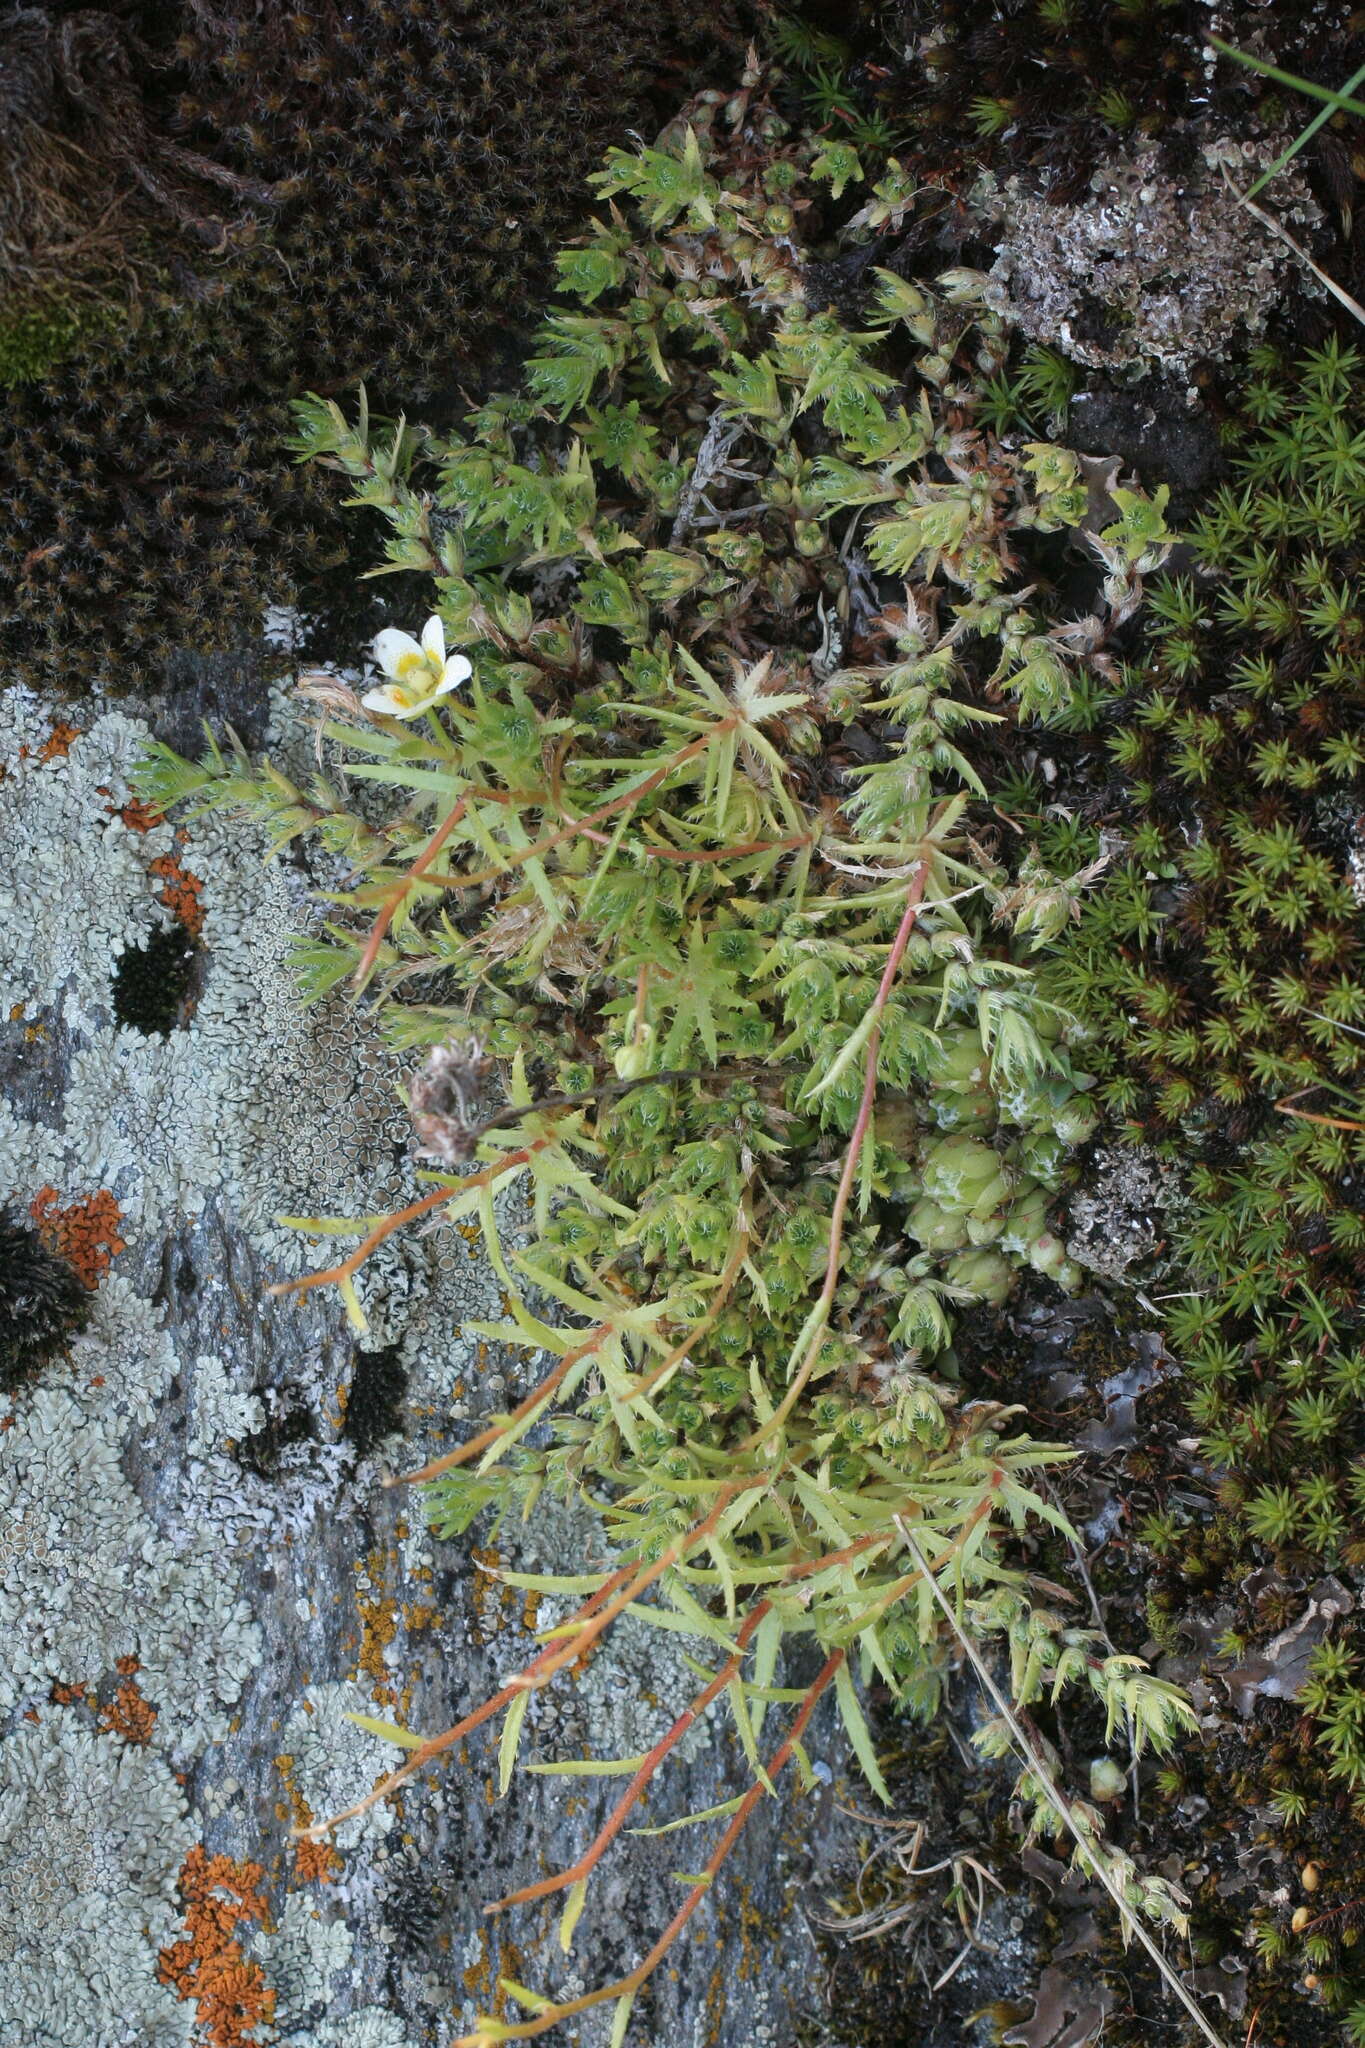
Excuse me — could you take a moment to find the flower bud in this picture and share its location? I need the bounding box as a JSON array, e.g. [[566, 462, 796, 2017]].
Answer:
[[907, 1198, 970, 1254], [1090, 1756, 1126, 1803], [945, 1248, 1014, 1306]]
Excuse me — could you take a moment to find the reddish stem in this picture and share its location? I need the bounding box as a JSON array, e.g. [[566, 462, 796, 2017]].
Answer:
[[302, 1484, 754, 1839], [267, 1145, 541, 1302], [643, 832, 811, 865], [487, 1597, 776, 1915], [455, 1651, 845, 2045], [428, 721, 735, 893], [389, 1321, 612, 1487], [354, 793, 468, 991]]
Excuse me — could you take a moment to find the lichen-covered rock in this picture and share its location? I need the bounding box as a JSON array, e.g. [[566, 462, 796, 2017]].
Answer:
[[977, 137, 1321, 380], [0, 693, 839, 2047], [0, 1713, 197, 2047], [0, 1385, 259, 1748]]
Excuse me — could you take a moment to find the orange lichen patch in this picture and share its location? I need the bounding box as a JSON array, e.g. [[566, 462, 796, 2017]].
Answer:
[[274, 1751, 299, 1819], [50, 1681, 86, 1705], [116, 1654, 140, 1674], [469, 1545, 505, 1649], [149, 848, 206, 940], [462, 1932, 526, 2016], [353, 1547, 403, 1702], [117, 797, 166, 833], [275, 1753, 343, 1887], [38, 721, 80, 762], [29, 1184, 127, 1288], [292, 1832, 341, 1887], [158, 1846, 276, 2048], [99, 1676, 158, 1747]]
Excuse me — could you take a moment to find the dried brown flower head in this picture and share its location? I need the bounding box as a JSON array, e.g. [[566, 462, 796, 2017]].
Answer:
[[407, 1036, 494, 1167]]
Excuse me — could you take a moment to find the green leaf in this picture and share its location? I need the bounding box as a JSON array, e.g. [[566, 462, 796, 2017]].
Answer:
[[343, 1711, 426, 1751], [802, 1007, 877, 1102], [629, 1801, 743, 1837], [560, 1878, 589, 1953], [835, 1656, 891, 1804], [500, 1979, 558, 2015], [526, 1754, 647, 1777], [499, 1690, 531, 1796], [609, 1991, 636, 2048]]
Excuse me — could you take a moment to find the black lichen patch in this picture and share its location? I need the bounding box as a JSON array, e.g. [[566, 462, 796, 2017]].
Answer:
[[382, 1859, 444, 1961], [343, 1345, 408, 1458], [0, 1209, 90, 1391], [237, 1399, 314, 1480], [111, 925, 199, 1036]]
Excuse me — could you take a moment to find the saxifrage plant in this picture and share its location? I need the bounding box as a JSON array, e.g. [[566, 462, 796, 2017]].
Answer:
[[136, 57, 1196, 2046]]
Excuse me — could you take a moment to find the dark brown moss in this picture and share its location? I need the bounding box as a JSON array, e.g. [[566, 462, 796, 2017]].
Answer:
[[0, 0, 754, 695], [0, 1208, 91, 1390]]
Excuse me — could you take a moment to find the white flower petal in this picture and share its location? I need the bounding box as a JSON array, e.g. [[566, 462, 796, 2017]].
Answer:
[[372, 628, 423, 680], [362, 682, 423, 719], [440, 653, 473, 690], [421, 614, 447, 667]]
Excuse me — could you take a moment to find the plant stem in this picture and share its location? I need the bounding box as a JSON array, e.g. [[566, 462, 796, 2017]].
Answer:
[[456, 1650, 844, 2046], [744, 859, 929, 1450], [300, 1483, 758, 1839], [896, 1520, 1229, 2048], [266, 1145, 543, 1302], [353, 792, 468, 991], [429, 719, 738, 892], [486, 1596, 776, 1915], [389, 1321, 614, 1487]]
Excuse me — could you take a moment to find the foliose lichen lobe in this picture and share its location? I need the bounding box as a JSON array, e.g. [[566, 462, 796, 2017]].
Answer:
[[978, 137, 1321, 379]]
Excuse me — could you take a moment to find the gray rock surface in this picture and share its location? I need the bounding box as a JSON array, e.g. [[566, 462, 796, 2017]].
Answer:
[[0, 692, 841, 2048]]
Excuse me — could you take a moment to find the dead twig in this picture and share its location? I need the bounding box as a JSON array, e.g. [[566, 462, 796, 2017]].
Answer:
[[896, 1520, 1230, 2048], [1222, 168, 1365, 330]]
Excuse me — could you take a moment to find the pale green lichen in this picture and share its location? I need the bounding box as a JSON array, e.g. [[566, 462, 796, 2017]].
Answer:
[[0, 1711, 197, 2048], [281, 1682, 401, 1854], [0, 1387, 260, 1751], [0, 701, 411, 1280], [257, 1889, 357, 2017], [0, 696, 441, 2048]]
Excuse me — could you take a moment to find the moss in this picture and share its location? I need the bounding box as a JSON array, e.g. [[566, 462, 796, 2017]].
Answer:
[[874, 0, 1365, 215], [0, 0, 754, 697], [0, 293, 123, 390], [1019, 334, 1365, 2032], [1039, 344, 1365, 1534]]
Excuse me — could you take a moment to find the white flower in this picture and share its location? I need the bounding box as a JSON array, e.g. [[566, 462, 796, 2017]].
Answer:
[[362, 615, 472, 718]]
